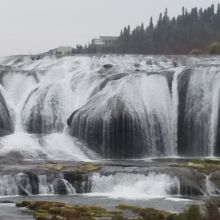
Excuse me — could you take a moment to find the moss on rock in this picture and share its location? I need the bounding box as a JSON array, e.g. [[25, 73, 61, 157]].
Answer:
[[116, 204, 169, 220], [38, 163, 100, 174], [16, 201, 123, 220], [164, 158, 220, 174], [75, 163, 100, 173], [17, 200, 219, 220]]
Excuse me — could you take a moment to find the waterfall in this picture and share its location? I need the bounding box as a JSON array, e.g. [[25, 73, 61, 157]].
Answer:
[[206, 174, 220, 195], [0, 132, 91, 160], [209, 73, 220, 156], [141, 74, 176, 156], [0, 172, 76, 196], [20, 82, 75, 134], [178, 65, 220, 156], [60, 179, 76, 194], [0, 55, 219, 159], [0, 171, 183, 198], [38, 175, 54, 194], [185, 67, 218, 156], [0, 71, 39, 105], [0, 56, 101, 160], [89, 172, 180, 199], [0, 170, 220, 198], [68, 73, 177, 158], [0, 175, 18, 196]]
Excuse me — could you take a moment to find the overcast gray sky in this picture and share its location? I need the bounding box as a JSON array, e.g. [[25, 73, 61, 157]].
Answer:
[[0, 0, 219, 56]]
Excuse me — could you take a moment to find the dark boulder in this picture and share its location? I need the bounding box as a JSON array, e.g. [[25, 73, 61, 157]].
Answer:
[[103, 64, 113, 69]]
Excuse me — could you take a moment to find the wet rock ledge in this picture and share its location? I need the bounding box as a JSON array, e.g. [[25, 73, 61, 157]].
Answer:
[[1, 159, 220, 197]]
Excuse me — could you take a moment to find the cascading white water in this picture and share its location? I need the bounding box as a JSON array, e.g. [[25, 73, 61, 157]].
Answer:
[[140, 74, 176, 156], [0, 55, 180, 159], [0, 132, 93, 160], [60, 179, 76, 194], [183, 66, 220, 156], [38, 175, 54, 195], [0, 56, 103, 160], [89, 172, 180, 199], [38, 174, 76, 195], [0, 172, 76, 196], [0, 72, 39, 105], [68, 70, 178, 157], [0, 175, 19, 196], [209, 72, 220, 156], [1, 55, 220, 200], [0, 55, 220, 159]]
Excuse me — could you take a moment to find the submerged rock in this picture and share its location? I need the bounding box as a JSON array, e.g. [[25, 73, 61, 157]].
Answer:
[[103, 64, 113, 69]]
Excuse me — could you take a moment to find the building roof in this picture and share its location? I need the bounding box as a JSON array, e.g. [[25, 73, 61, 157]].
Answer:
[[92, 38, 105, 45], [91, 36, 118, 47], [99, 36, 118, 40]]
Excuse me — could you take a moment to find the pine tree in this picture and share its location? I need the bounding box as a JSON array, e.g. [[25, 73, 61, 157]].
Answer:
[[83, 3, 220, 55]]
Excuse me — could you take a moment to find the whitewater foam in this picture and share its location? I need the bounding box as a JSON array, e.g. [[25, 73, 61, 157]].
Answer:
[[89, 172, 180, 200]]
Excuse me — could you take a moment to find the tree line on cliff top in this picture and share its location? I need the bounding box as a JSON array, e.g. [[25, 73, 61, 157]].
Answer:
[[74, 4, 220, 55]]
